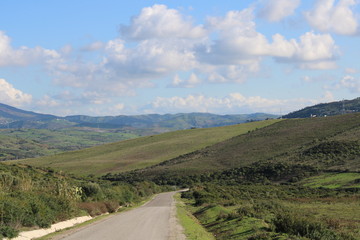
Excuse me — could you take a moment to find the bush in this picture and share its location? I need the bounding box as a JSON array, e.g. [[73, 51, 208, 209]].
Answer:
[[82, 182, 103, 200], [0, 225, 19, 238], [274, 212, 341, 240], [78, 202, 108, 217]]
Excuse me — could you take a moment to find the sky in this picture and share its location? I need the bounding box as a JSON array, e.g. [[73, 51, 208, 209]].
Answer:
[[0, 0, 359, 116]]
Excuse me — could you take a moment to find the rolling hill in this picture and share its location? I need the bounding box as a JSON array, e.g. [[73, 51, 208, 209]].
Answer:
[[0, 103, 56, 123], [113, 112, 360, 180], [0, 128, 139, 161], [283, 97, 360, 118], [14, 119, 280, 175]]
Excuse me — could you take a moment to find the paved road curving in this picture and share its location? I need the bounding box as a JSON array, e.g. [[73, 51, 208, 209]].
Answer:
[[59, 191, 186, 240]]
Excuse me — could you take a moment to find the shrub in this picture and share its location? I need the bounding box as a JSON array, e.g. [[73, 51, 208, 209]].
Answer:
[[274, 212, 341, 240], [82, 182, 103, 200], [78, 202, 108, 217], [0, 225, 19, 238]]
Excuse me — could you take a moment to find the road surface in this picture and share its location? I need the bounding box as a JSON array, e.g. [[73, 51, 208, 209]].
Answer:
[[59, 191, 186, 240]]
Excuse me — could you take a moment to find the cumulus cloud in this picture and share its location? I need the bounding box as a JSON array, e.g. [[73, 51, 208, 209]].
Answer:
[[14, 4, 342, 114], [170, 73, 202, 88], [81, 41, 105, 51], [36, 95, 60, 108], [0, 31, 59, 67], [344, 67, 358, 74], [270, 32, 339, 69], [0, 78, 32, 107], [42, 4, 341, 100], [120, 4, 207, 40], [104, 38, 196, 78], [301, 74, 336, 82], [197, 9, 339, 71], [335, 75, 360, 92], [150, 92, 334, 114], [258, 0, 301, 22], [305, 0, 359, 35]]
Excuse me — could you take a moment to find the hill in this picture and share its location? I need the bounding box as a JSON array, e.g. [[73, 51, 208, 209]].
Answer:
[[0, 128, 139, 161], [0, 102, 278, 131], [0, 103, 56, 124], [283, 97, 360, 118], [0, 161, 166, 238], [14, 119, 280, 175], [113, 113, 360, 180]]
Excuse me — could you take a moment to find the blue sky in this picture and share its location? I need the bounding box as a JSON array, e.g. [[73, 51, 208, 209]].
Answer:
[[0, 0, 359, 116]]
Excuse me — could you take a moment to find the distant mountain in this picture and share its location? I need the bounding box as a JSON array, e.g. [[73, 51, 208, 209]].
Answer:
[[283, 97, 360, 118], [65, 112, 277, 129], [0, 103, 279, 130], [0, 103, 56, 123]]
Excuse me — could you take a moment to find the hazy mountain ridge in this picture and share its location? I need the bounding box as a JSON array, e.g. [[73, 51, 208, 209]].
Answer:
[[0, 103, 278, 130]]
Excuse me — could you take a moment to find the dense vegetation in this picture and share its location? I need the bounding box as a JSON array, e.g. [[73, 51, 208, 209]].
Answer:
[[283, 97, 360, 118], [179, 183, 360, 239], [0, 163, 166, 238]]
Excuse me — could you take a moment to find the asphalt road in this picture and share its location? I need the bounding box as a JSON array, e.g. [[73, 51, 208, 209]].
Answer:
[[59, 191, 185, 240]]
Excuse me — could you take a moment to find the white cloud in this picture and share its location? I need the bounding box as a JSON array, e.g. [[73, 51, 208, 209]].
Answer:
[[81, 41, 105, 51], [272, 32, 339, 69], [120, 4, 207, 40], [344, 67, 358, 74], [0, 31, 59, 67], [0, 78, 32, 107], [170, 73, 202, 88], [301, 74, 336, 82], [43, 5, 340, 98], [150, 92, 335, 114], [105, 39, 196, 78], [305, 0, 359, 35], [258, 0, 301, 22], [197, 9, 339, 71], [336, 75, 360, 92], [36, 95, 60, 108]]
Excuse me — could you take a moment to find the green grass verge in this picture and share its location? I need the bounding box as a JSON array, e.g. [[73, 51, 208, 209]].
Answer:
[[175, 194, 215, 240], [301, 172, 360, 189]]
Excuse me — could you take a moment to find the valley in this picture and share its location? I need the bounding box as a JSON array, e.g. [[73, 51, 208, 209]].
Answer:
[[0, 100, 360, 239]]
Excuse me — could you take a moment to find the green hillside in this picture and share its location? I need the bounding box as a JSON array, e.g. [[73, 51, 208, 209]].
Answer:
[[119, 113, 360, 179], [14, 119, 280, 175], [0, 128, 139, 161], [0, 162, 165, 238], [283, 97, 360, 118]]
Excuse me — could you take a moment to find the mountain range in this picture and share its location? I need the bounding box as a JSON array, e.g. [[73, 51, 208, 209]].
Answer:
[[0, 103, 278, 130]]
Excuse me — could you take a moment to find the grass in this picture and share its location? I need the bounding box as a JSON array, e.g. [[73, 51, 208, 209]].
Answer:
[[141, 113, 360, 177], [301, 172, 360, 189], [175, 194, 216, 240], [284, 197, 360, 238], [181, 183, 360, 240], [15, 119, 280, 176]]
